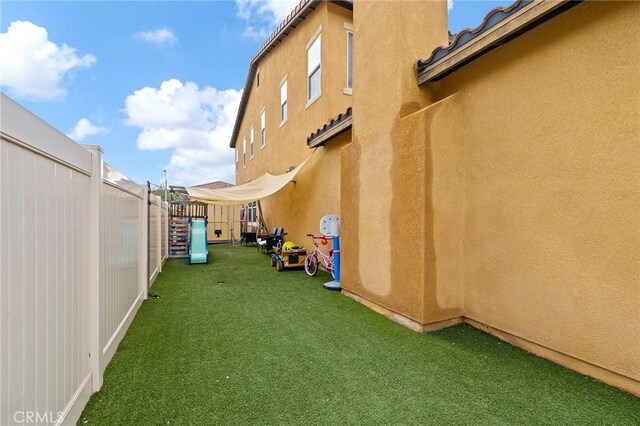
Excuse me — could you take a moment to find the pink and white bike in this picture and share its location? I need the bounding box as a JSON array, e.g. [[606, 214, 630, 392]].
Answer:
[[304, 234, 335, 279]]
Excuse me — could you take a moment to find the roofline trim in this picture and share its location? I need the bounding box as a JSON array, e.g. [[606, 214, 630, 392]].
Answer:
[[230, 0, 353, 148], [308, 116, 352, 148], [417, 0, 579, 84]]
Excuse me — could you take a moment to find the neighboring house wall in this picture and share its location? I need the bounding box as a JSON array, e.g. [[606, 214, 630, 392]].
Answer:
[[342, 0, 639, 394], [206, 204, 241, 242], [234, 1, 353, 244]]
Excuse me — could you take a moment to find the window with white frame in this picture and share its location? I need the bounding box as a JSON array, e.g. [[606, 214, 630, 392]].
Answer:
[[250, 126, 254, 159], [307, 33, 321, 101], [260, 110, 266, 147], [347, 30, 353, 90], [280, 79, 288, 123], [242, 137, 246, 168]]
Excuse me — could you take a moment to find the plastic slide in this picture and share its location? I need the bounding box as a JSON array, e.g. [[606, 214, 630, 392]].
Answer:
[[189, 217, 208, 264]]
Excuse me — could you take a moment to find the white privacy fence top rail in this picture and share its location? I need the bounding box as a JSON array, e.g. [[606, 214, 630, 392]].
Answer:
[[0, 93, 92, 175]]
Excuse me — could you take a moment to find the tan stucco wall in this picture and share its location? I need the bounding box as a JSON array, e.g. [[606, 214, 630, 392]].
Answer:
[[234, 2, 352, 181], [343, 0, 639, 393], [262, 130, 350, 247], [233, 3, 352, 246], [229, 0, 639, 394], [341, 0, 448, 322], [430, 0, 639, 388]]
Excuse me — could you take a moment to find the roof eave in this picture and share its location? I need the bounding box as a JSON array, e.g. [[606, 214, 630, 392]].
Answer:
[[307, 117, 352, 148], [417, 0, 581, 85], [230, 0, 353, 148]]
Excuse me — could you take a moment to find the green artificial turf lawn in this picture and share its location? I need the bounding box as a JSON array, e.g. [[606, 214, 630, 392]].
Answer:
[[79, 244, 640, 425]]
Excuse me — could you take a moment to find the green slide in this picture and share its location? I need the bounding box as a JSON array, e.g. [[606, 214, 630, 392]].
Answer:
[[189, 217, 208, 264]]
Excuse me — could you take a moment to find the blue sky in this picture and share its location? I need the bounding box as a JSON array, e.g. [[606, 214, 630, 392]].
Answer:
[[0, 0, 511, 186]]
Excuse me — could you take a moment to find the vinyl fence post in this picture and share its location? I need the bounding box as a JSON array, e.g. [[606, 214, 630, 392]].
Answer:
[[85, 145, 104, 392], [139, 185, 149, 299]]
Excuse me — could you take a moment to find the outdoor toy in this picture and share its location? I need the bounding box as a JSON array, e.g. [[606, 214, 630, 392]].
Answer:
[[189, 217, 208, 264], [315, 215, 341, 290], [304, 234, 335, 279], [270, 243, 307, 271], [282, 241, 296, 251]]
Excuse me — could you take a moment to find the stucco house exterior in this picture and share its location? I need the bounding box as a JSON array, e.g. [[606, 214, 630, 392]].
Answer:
[[231, 0, 353, 247], [230, 0, 639, 396]]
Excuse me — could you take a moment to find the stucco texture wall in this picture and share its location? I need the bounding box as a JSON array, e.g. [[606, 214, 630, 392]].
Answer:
[[233, 2, 352, 246], [341, 0, 448, 324], [426, 0, 639, 388], [235, 2, 352, 181], [343, 0, 638, 393], [261, 131, 350, 247]]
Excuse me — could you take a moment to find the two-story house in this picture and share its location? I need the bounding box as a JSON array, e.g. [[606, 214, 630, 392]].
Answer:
[[230, 0, 353, 246], [227, 0, 639, 395]]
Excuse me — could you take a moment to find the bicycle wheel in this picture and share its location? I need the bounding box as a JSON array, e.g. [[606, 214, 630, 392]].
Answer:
[[329, 263, 336, 280], [305, 254, 319, 276]]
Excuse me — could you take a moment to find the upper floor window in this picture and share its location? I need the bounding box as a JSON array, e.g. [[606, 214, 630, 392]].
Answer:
[[280, 78, 288, 123], [347, 30, 353, 90], [260, 109, 266, 147], [307, 32, 321, 101], [250, 126, 254, 159], [242, 137, 246, 168], [256, 69, 260, 88]]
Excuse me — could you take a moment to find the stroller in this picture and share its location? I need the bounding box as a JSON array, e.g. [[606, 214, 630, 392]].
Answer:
[[257, 228, 286, 254]]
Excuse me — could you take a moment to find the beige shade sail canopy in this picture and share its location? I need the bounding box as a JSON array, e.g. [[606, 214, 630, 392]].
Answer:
[[185, 154, 313, 205]]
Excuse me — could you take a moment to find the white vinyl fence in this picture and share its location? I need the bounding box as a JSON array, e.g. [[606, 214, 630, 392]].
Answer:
[[0, 94, 168, 425]]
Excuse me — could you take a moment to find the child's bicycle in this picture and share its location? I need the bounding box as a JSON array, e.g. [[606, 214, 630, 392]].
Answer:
[[304, 234, 335, 279]]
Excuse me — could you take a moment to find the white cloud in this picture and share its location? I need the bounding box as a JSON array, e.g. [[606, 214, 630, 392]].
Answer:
[[124, 79, 241, 186], [67, 118, 109, 141], [135, 28, 177, 46], [236, 0, 300, 38], [241, 26, 269, 40], [0, 21, 96, 101], [448, 0, 455, 12]]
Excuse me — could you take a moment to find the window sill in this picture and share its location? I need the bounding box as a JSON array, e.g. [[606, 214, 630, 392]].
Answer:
[[260, 144, 266, 150], [305, 92, 322, 109], [343, 88, 352, 95], [279, 118, 288, 128]]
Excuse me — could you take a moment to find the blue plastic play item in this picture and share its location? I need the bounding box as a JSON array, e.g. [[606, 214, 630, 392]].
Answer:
[[189, 217, 208, 264], [323, 236, 341, 291]]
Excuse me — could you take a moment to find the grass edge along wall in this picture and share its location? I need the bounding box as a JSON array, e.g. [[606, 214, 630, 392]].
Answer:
[[338, 0, 639, 395]]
